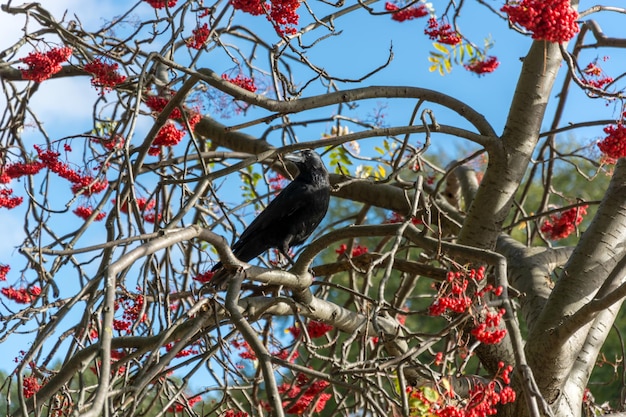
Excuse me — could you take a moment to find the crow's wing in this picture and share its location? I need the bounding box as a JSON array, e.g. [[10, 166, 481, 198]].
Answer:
[[231, 179, 314, 260]]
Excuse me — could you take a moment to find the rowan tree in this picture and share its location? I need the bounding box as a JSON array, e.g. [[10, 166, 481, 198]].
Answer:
[[0, 1, 625, 417]]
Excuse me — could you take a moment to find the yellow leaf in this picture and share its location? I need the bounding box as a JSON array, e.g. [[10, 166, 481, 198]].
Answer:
[[466, 43, 475, 57], [428, 64, 439, 73], [518, 213, 532, 230], [433, 42, 448, 54]]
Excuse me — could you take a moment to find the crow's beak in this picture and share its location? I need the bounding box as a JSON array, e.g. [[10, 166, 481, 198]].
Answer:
[[284, 152, 305, 164]]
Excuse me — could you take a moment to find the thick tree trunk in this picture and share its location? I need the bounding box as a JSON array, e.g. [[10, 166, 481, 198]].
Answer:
[[459, 41, 562, 251], [526, 159, 626, 417]]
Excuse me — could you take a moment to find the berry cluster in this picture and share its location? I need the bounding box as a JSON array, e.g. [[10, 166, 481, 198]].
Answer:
[[0, 189, 23, 209], [73, 206, 106, 221], [384, 1, 428, 22], [167, 395, 202, 413], [152, 122, 186, 147], [113, 293, 146, 333], [2, 149, 104, 210], [425, 18, 461, 45], [501, 0, 579, 43], [409, 361, 516, 417], [93, 134, 125, 151], [288, 320, 334, 339], [272, 348, 299, 362], [83, 58, 127, 93], [221, 73, 258, 92], [186, 23, 210, 49], [20, 47, 72, 83], [23, 375, 41, 399], [70, 175, 109, 196], [230, 0, 300, 36], [429, 268, 487, 316], [396, 310, 408, 325], [2, 160, 45, 179], [164, 339, 200, 358], [0, 265, 42, 305], [89, 349, 127, 376], [387, 211, 423, 225], [428, 274, 472, 316], [583, 61, 613, 90], [1, 286, 41, 304], [231, 0, 265, 15], [114, 197, 159, 223], [269, 0, 300, 35], [276, 374, 331, 415], [231, 339, 257, 360], [142, 212, 162, 223], [584, 62, 602, 76], [268, 173, 287, 192], [111, 350, 128, 375], [497, 361, 514, 385], [34, 145, 108, 196], [464, 56, 500, 75], [540, 205, 588, 240], [598, 123, 626, 159], [144, 0, 177, 8], [471, 308, 507, 344], [144, 92, 201, 155], [192, 270, 215, 283], [476, 282, 504, 298], [461, 382, 516, 416], [335, 243, 369, 257], [429, 267, 507, 345], [145, 94, 183, 119], [0, 264, 9, 281]]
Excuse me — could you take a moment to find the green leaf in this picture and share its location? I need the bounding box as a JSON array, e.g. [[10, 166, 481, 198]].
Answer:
[[328, 146, 353, 174], [422, 386, 439, 402]]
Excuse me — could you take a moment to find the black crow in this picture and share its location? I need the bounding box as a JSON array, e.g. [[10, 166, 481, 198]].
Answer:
[[209, 149, 330, 287]]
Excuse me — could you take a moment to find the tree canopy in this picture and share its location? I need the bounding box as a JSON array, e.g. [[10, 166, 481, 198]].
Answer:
[[1, 1, 626, 417]]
